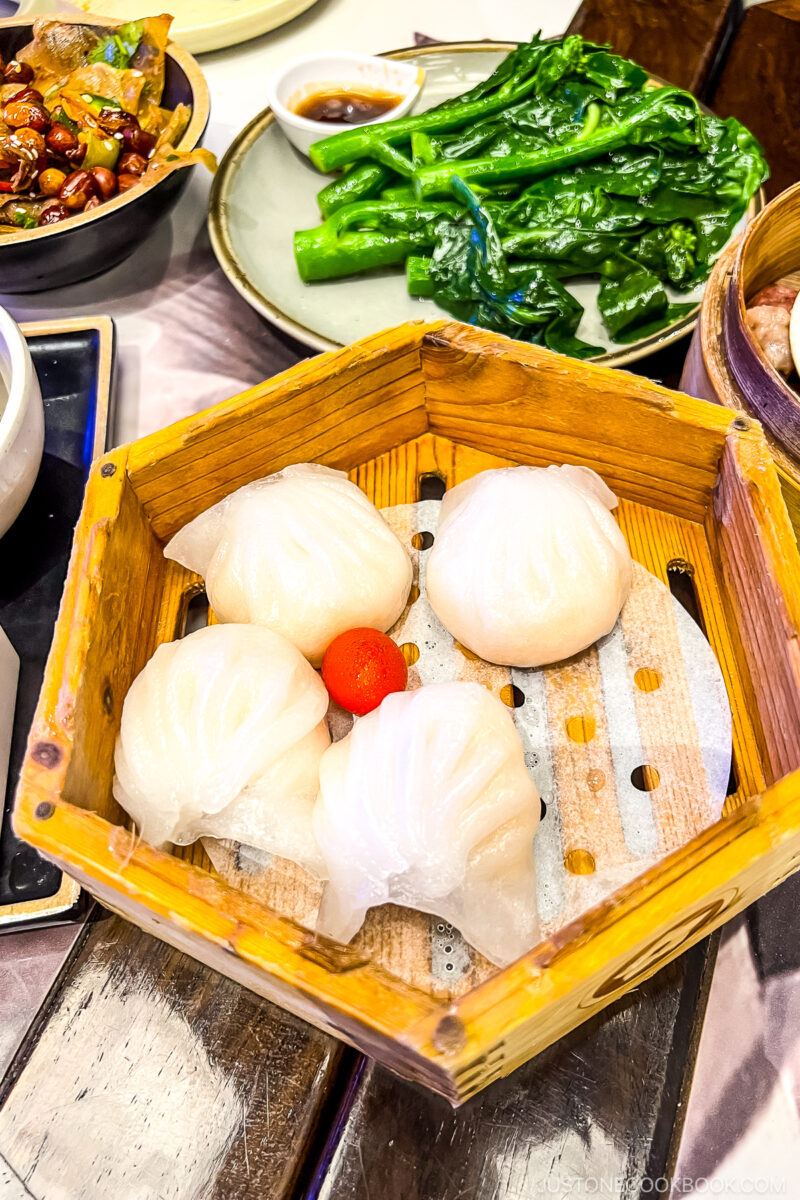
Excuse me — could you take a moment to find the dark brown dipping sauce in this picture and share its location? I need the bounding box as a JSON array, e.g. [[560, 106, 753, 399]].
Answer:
[[292, 87, 405, 125]]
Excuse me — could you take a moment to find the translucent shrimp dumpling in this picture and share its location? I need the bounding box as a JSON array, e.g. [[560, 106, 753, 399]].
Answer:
[[164, 464, 413, 665], [313, 681, 541, 966], [426, 465, 633, 667], [113, 624, 330, 876]]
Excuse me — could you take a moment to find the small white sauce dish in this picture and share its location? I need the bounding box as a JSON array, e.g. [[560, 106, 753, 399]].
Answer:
[[0, 305, 44, 539], [267, 52, 424, 158]]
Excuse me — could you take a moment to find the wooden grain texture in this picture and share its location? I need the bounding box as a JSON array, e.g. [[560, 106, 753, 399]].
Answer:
[[684, 238, 745, 418], [567, 0, 739, 97], [311, 944, 716, 1200], [420, 323, 733, 521], [127, 322, 431, 542], [684, 188, 800, 538], [616, 497, 765, 804], [735, 179, 800, 301], [0, 914, 344, 1200], [13, 319, 800, 1103], [710, 1, 800, 200], [721, 184, 800, 460], [11, 806, 447, 1056], [682, 239, 800, 536], [388, 767, 800, 1102], [708, 436, 800, 785], [0, 1155, 30, 1200], [202, 453, 726, 995], [11, 447, 165, 833]]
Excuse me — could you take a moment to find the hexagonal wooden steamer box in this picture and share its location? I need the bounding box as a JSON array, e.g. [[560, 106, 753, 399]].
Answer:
[[13, 320, 800, 1105]]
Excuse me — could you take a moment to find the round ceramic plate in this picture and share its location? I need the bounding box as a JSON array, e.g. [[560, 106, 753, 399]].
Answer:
[[15, 0, 320, 54], [209, 42, 761, 366]]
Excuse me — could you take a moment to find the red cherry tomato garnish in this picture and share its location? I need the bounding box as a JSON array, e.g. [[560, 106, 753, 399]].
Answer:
[[321, 628, 408, 716]]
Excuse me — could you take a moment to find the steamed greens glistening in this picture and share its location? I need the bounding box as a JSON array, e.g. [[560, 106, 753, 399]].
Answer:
[[293, 34, 769, 355]]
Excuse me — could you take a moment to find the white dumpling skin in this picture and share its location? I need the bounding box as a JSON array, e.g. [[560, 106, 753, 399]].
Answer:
[[163, 463, 413, 666], [112, 623, 330, 876], [426, 465, 633, 667], [313, 682, 541, 966]]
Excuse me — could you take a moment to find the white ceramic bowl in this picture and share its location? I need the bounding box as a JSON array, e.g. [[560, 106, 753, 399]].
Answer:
[[0, 306, 43, 538], [267, 51, 424, 158]]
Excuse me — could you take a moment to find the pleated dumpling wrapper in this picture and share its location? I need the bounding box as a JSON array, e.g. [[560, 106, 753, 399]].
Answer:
[[426, 465, 633, 668], [313, 681, 541, 966], [164, 463, 413, 666], [113, 623, 330, 876]]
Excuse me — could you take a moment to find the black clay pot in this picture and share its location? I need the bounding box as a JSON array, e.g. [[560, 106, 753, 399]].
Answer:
[[0, 17, 210, 293]]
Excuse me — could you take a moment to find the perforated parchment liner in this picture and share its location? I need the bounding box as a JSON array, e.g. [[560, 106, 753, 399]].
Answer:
[[205, 499, 731, 998]]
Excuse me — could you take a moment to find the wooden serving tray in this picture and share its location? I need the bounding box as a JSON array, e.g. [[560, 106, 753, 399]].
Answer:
[[12, 320, 800, 1104]]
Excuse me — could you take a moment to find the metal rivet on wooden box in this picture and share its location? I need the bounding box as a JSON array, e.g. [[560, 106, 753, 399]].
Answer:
[[13, 320, 800, 1105]]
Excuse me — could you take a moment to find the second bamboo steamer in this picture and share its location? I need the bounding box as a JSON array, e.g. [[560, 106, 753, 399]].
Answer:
[[682, 182, 800, 537]]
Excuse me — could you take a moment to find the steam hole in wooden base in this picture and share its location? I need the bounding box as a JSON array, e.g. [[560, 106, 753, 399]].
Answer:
[[631, 765, 661, 792], [566, 714, 596, 742], [565, 848, 596, 875]]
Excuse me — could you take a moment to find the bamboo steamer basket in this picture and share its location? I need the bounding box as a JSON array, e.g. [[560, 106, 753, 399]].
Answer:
[[13, 320, 800, 1105], [682, 183, 800, 536]]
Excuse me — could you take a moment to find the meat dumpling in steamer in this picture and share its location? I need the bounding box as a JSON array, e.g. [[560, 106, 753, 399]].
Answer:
[[313, 681, 541, 966], [426, 465, 633, 667], [164, 463, 413, 666], [113, 623, 330, 876]]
